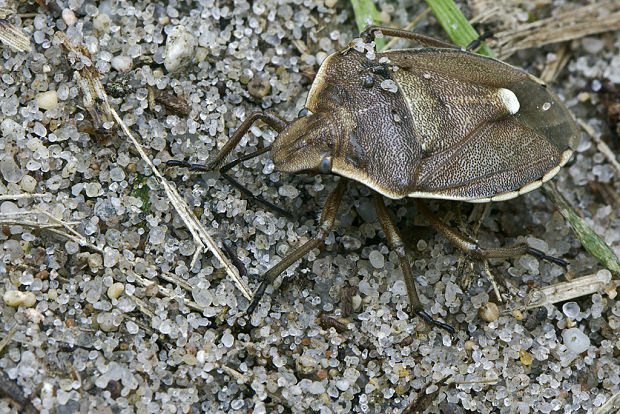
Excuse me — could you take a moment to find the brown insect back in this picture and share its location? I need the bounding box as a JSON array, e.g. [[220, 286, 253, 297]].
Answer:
[[276, 43, 579, 202], [176, 27, 579, 332]]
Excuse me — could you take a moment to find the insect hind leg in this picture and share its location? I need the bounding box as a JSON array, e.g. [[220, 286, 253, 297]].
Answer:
[[373, 194, 455, 334], [415, 200, 568, 266]]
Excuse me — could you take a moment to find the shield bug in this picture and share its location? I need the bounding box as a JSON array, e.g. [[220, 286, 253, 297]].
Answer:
[[172, 26, 579, 331]]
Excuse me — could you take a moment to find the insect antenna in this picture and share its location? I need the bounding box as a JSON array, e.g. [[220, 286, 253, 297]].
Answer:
[[219, 146, 293, 218], [167, 146, 292, 218]]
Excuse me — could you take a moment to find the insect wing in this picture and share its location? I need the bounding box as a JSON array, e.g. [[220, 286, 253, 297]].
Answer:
[[384, 49, 579, 201]]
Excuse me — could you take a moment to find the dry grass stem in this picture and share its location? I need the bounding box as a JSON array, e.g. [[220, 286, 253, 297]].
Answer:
[[520, 273, 617, 310], [58, 32, 252, 300], [492, 1, 620, 59]]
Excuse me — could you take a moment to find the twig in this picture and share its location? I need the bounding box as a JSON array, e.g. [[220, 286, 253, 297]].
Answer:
[[57, 32, 252, 300], [0, 193, 48, 201], [0, 324, 19, 353], [519, 272, 617, 310], [127, 269, 206, 313], [492, 2, 620, 59], [577, 118, 620, 179], [0, 211, 102, 253], [593, 390, 620, 414]]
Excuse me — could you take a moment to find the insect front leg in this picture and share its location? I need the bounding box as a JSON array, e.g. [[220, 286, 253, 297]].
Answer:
[[415, 201, 567, 267], [167, 112, 291, 216], [209, 112, 288, 170], [247, 180, 347, 315], [373, 194, 454, 334]]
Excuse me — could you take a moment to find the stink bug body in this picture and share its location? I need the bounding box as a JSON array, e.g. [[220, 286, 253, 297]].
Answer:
[[172, 27, 579, 331]]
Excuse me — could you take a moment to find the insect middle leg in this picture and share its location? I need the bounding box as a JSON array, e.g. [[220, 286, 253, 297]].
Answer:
[[247, 180, 348, 314], [373, 194, 454, 333]]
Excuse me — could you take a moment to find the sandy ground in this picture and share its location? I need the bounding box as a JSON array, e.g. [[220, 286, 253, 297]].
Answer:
[[1, 0, 619, 413]]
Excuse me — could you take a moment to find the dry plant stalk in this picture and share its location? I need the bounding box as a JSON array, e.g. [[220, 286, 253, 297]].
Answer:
[[0, 209, 102, 253], [0, 14, 31, 53], [56, 32, 252, 300], [593, 390, 620, 414], [491, 1, 620, 59], [577, 119, 620, 180], [520, 273, 616, 310]]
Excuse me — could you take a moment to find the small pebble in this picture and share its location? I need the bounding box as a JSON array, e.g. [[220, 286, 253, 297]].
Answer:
[[519, 350, 534, 365], [1, 154, 23, 183], [93, 13, 111, 32], [145, 283, 159, 297], [563, 328, 591, 353], [3, 290, 36, 308], [88, 253, 103, 270], [247, 74, 271, 98], [111, 55, 133, 72], [535, 307, 548, 321], [36, 91, 58, 110], [463, 340, 476, 351], [604, 281, 617, 299], [221, 331, 234, 348], [25, 308, 44, 323], [164, 26, 196, 72], [512, 310, 525, 321], [107, 282, 125, 300], [62, 9, 77, 26], [562, 302, 580, 319], [296, 356, 318, 375], [85, 182, 102, 197], [368, 250, 384, 269], [1, 118, 25, 140], [20, 175, 37, 192], [182, 354, 198, 366], [479, 302, 499, 322]]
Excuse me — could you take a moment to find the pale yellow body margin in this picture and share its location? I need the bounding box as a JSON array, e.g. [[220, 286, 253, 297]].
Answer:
[[305, 48, 573, 204]]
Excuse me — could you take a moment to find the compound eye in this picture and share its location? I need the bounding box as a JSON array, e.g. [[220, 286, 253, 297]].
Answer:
[[298, 108, 310, 117], [318, 157, 332, 174]]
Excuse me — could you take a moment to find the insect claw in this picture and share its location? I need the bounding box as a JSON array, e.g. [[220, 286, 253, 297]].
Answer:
[[222, 240, 248, 277], [466, 32, 493, 51], [247, 281, 269, 315], [246, 297, 259, 315], [416, 310, 455, 334], [527, 248, 569, 268]]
